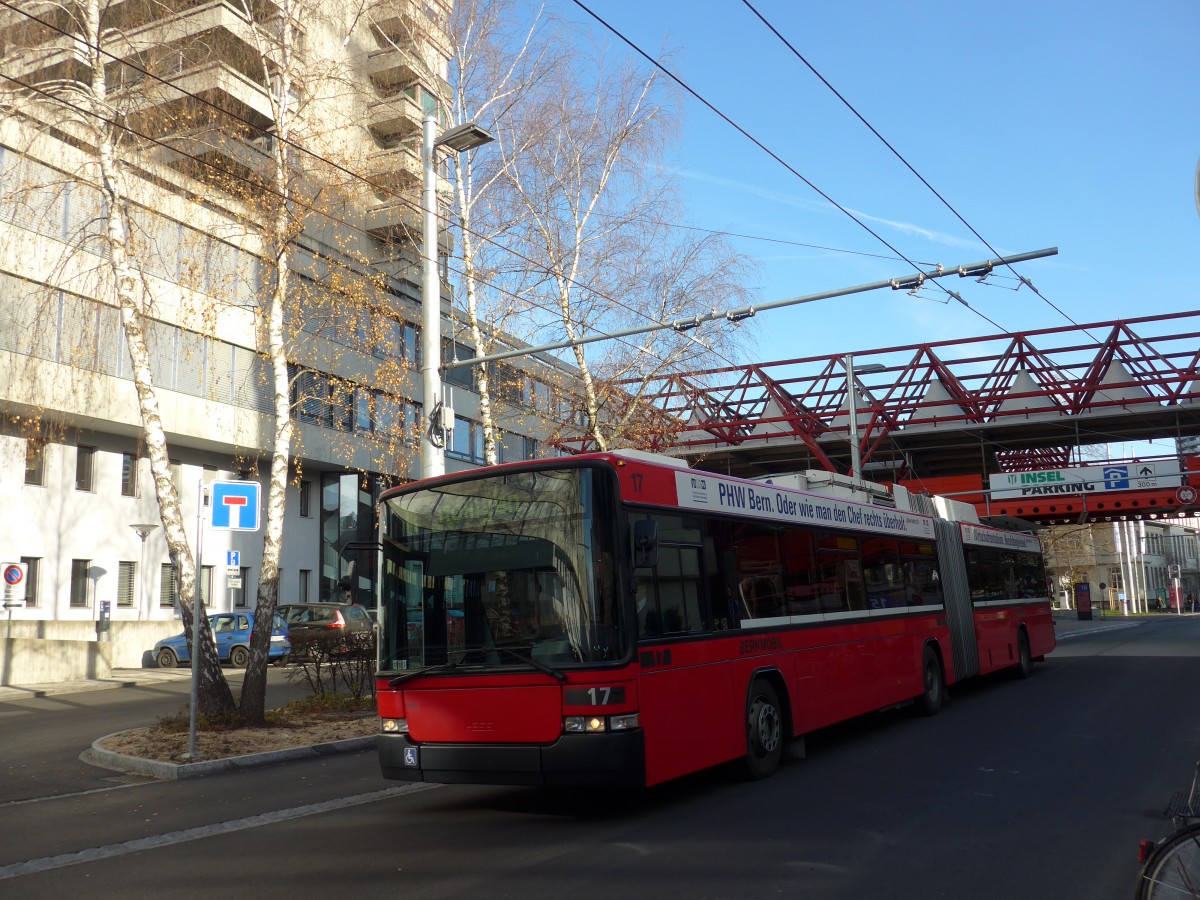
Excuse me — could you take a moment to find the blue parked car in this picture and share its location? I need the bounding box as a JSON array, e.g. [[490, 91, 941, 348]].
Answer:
[[154, 612, 290, 669]]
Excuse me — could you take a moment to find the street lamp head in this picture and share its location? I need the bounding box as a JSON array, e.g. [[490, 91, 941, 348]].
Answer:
[[131, 523, 159, 540], [436, 122, 495, 153], [854, 363, 886, 375]]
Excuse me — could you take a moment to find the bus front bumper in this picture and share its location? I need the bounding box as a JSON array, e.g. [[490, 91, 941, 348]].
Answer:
[[377, 731, 646, 787]]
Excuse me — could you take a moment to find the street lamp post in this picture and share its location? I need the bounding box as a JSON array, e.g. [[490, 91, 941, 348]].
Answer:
[[420, 116, 494, 480], [130, 523, 158, 620], [843, 355, 885, 478]]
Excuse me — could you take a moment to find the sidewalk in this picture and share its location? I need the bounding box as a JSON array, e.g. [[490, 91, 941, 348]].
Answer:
[[1052, 609, 1173, 638], [0, 666, 193, 703]]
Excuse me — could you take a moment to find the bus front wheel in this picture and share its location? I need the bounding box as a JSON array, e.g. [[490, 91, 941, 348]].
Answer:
[[744, 679, 783, 780]]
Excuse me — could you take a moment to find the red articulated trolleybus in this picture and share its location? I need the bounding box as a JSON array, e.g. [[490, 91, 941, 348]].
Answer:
[[374, 451, 1055, 788]]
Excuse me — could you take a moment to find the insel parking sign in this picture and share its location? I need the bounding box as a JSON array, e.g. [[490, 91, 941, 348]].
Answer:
[[210, 481, 262, 531]]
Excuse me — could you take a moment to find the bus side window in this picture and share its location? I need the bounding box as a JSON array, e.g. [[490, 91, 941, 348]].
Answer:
[[729, 524, 784, 619], [636, 573, 660, 637], [637, 545, 704, 637]]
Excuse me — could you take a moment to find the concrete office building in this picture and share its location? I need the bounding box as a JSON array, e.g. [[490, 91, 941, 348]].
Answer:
[[0, 0, 575, 635]]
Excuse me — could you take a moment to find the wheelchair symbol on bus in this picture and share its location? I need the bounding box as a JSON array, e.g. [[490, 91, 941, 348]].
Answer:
[[404, 747, 418, 767]]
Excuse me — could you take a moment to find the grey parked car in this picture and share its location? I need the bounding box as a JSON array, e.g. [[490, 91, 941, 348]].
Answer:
[[275, 603, 375, 655]]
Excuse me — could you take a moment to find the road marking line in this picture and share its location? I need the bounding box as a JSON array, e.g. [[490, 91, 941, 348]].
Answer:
[[1056, 622, 1142, 639], [2, 781, 147, 809], [0, 784, 437, 880]]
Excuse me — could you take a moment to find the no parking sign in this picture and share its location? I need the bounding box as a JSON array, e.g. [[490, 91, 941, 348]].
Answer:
[[3, 562, 27, 607]]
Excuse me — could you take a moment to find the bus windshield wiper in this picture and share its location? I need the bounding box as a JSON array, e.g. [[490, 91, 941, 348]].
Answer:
[[388, 660, 459, 686], [491, 646, 567, 681]]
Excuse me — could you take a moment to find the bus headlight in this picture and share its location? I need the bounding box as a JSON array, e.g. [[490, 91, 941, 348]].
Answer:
[[564, 716, 607, 733], [564, 714, 640, 734], [380, 718, 408, 734], [609, 713, 640, 731]]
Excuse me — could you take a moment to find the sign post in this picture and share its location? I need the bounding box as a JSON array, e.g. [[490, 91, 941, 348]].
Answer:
[[188, 481, 260, 760], [3, 562, 27, 639], [226, 550, 241, 590]]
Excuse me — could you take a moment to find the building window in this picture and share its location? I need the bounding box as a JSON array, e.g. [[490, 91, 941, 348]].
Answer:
[[70, 559, 91, 607], [299, 480, 312, 517], [75, 446, 95, 492], [443, 339, 476, 390], [24, 442, 44, 486], [160, 564, 178, 608], [20, 557, 39, 607], [232, 567, 251, 608], [354, 389, 373, 433], [117, 561, 136, 607], [448, 417, 488, 464], [299, 569, 311, 602], [121, 452, 138, 497]]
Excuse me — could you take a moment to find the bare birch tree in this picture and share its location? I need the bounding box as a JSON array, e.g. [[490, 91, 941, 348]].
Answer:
[[0, 0, 236, 715], [227, 0, 382, 722], [441, 0, 556, 463], [362, 0, 554, 464], [498, 47, 754, 451]]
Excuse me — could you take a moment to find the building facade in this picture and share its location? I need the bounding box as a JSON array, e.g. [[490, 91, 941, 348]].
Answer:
[[0, 0, 578, 627], [1042, 519, 1200, 612]]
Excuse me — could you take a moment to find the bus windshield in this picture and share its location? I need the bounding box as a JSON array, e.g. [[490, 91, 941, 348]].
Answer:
[[378, 466, 626, 673]]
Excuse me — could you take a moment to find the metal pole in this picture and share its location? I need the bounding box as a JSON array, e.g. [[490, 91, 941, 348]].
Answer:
[[1137, 520, 1149, 612], [136, 534, 146, 621], [845, 354, 860, 478], [444, 247, 1060, 371], [188, 478, 204, 760], [420, 115, 445, 480]]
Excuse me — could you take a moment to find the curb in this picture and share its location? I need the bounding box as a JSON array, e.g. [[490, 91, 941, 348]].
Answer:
[[84, 733, 376, 780]]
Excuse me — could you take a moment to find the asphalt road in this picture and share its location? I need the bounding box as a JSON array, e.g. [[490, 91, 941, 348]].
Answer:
[[2, 617, 1197, 899], [0, 667, 314, 803]]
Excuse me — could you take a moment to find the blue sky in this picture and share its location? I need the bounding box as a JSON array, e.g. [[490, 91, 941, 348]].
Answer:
[[556, 0, 1200, 369]]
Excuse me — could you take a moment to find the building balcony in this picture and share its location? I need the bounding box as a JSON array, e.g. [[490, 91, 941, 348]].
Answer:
[[363, 196, 421, 244], [371, 2, 451, 58], [363, 146, 424, 193], [362, 194, 454, 258], [366, 44, 422, 92], [365, 92, 424, 141], [123, 59, 274, 134], [108, 0, 260, 54], [365, 43, 451, 97], [148, 125, 275, 184], [1, 39, 89, 88]]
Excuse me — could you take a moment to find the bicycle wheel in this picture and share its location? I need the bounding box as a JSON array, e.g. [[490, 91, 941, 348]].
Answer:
[[1138, 823, 1200, 898]]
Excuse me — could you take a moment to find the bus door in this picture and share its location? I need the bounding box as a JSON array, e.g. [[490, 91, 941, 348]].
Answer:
[[634, 526, 740, 784]]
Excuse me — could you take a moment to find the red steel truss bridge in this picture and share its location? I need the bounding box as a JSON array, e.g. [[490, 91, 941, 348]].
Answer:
[[602, 309, 1200, 524]]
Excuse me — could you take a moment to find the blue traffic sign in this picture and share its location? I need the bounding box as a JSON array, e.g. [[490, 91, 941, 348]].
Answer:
[[210, 481, 261, 531]]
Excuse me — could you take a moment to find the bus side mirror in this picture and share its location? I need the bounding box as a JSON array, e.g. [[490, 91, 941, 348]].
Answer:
[[633, 519, 658, 568]]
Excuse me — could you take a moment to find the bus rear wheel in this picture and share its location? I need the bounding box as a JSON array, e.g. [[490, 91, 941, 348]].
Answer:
[[1013, 630, 1033, 679], [744, 679, 783, 780], [915, 646, 944, 716]]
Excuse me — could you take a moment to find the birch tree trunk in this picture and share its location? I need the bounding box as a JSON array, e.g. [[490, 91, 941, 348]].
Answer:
[[238, 0, 299, 723], [80, 0, 234, 716]]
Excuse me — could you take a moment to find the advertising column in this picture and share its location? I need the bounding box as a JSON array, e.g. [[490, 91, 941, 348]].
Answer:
[[1074, 582, 1093, 621]]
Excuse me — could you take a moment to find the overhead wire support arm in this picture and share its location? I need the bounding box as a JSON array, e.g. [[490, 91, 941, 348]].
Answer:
[[440, 247, 1059, 372]]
